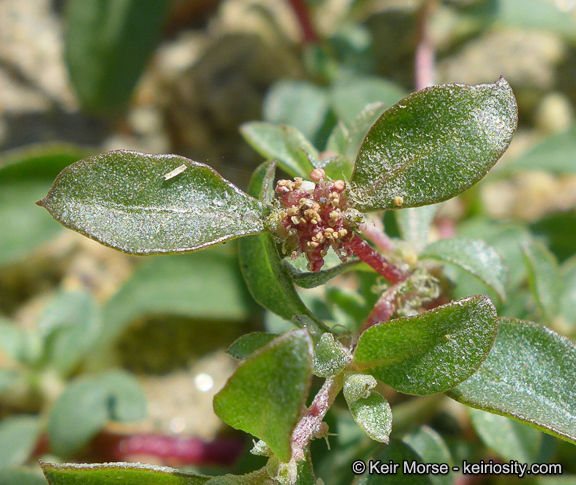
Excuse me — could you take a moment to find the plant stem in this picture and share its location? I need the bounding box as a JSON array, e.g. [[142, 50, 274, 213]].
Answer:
[[291, 374, 343, 461], [360, 281, 403, 333], [359, 217, 395, 252], [346, 233, 409, 284], [415, 0, 437, 91], [286, 0, 320, 44]]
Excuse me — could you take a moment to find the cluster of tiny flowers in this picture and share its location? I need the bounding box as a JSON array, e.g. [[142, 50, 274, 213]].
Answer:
[[272, 168, 361, 272]]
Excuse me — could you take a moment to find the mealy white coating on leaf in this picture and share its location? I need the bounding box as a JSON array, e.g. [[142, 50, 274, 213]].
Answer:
[[39, 150, 267, 254], [350, 78, 518, 211]]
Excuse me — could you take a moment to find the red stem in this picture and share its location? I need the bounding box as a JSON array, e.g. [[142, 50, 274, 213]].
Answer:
[[346, 234, 409, 284], [286, 0, 320, 44], [360, 282, 403, 333], [415, 0, 437, 91], [359, 219, 395, 252]]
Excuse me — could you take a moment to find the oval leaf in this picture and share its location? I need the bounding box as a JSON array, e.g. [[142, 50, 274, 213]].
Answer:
[[213, 329, 313, 462], [353, 295, 497, 395], [38, 150, 266, 254], [343, 373, 392, 443], [448, 318, 576, 445], [420, 237, 508, 302], [0, 416, 41, 467], [48, 371, 146, 456], [350, 78, 517, 212], [41, 461, 209, 485]]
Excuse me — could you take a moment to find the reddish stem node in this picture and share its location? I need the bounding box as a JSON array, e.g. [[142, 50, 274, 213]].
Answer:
[[346, 234, 409, 284], [360, 281, 404, 333]]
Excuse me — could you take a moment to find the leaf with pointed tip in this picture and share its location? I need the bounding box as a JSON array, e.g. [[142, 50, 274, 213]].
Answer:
[[41, 462, 210, 485], [353, 296, 497, 395], [238, 162, 319, 326], [38, 150, 266, 255], [213, 329, 313, 463], [350, 78, 517, 212], [313, 333, 351, 378], [240, 122, 317, 178], [448, 318, 576, 445], [523, 240, 561, 324], [421, 237, 508, 302], [343, 373, 392, 443]]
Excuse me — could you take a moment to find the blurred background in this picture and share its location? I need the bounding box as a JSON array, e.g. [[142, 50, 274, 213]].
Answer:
[[1, 0, 575, 482]]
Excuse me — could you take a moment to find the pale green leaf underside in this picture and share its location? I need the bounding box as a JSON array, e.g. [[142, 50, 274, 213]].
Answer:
[[353, 296, 497, 395], [350, 78, 517, 211], [421, 237, 508, 302], [448, 318, 576, 445], [39, 150, 266, 254]]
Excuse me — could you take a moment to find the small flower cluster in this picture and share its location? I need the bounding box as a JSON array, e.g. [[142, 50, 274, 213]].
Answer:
[[272, 168, 361, 272]]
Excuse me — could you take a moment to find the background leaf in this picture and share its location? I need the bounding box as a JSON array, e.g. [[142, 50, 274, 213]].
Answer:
[[39, 150, 266, 255], [559, 255, 576, 330], [402, 426, 453, 485], [0, 145, 88, 266], [0, 416, 41, 467], [64, 0, 171, 113], [264, 80, 330, 143], [421, 237, 508, 302], [468, 409, 551, 464], [350, 78, 517, 212], [448, 318, 576, 445], [102, 247, 256, 351], [523, 240, 561, 325], [38, 290, 101, 376], [240, 122, 317, 178], [353, 296, 497, 395], [227, 332, 278, 360], [48, 370, 147, 456], [0, 468, 47, 485], [504, 125, 576, 174], [396, 205, 441, 253], [41, 462, 209, 485], [213, 329, 313, 462]]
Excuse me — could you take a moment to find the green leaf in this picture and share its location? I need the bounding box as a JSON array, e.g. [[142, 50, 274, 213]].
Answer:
[[240, 122, 317, 178], [227, 332, 279, 360], [353, 439, 433, 485], [102, 248, 255, 349], [421, 238, 508, 302], [0, 416, 41, 466], [402, 426, 453, 485], [313, 333, 351, 378], [330, 76, 406, 127], [468, 409, 546, 463], [0, 319, 43, 367], [531, 212, 576, 264], [396, 204, 441, 253], [38, 290, 101, 376], [282, 257, 360, 289], [560, 255, 576, 328], [343, 373, 392, 443], [41, 461, 210, 485], [523, 240, 561, 324], [504, 125, 576, 174], [213, 329, 313, 462], [0, 144, 88, 266], [448, 318, 576, 445], [0, 468, 47, 485], [38, 150, 266, 255], [350, 78, 517, 212], [264, 80, 330, 143], [353, 296, 497, 395], [48, 370, 146, 456], [239, 161, 319, 326], [64, 0, 171, 113], [467, 0, 576, 41]]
